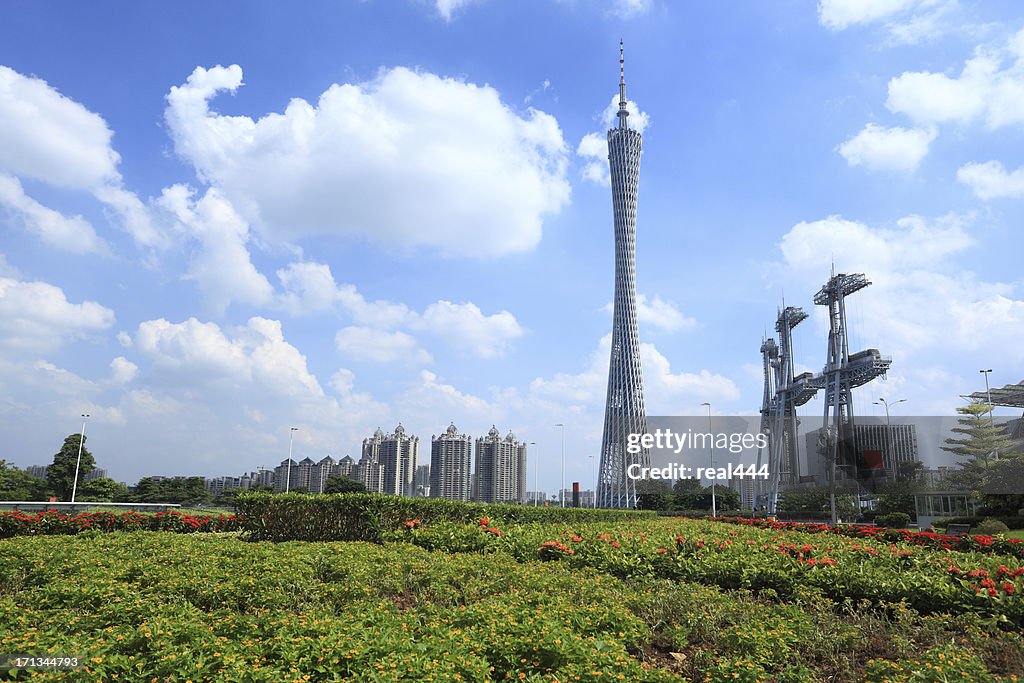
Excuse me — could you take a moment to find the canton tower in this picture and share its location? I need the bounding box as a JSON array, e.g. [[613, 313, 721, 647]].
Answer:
[[597, 41, 649, 509]]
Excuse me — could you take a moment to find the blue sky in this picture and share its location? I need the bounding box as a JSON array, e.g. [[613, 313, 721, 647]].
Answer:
[[1, 0, 1022, 489]]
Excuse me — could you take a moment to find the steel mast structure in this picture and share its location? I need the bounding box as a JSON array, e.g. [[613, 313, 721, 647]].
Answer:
[[810, 271, 891, 522], [755, 307, 819, 513], [598, 41, 649, 509]]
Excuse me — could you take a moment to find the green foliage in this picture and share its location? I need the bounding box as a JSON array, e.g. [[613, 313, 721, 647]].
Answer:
[[976, 518, 1010, 535], [941, 402, 1024, 495], [78, 477, 129, 502], [876, 512, 911, 529], [46, 433, 95, 500], [323, 474, 367, 494], [0, 459, 46, 501], [132, 476, 213, 506], [777, 487, 858, 520], [234, 492, 656, 542]]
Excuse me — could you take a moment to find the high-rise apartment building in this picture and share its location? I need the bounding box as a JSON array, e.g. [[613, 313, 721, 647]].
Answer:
[[598, 42, 650, 509], [474, 426, 527, 504], [430, 422, 472, 501], [363, 424, 418, 497]]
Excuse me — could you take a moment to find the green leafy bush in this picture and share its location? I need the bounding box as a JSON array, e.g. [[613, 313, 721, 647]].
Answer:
[[976, 518, 1011, 535], [876, 512, 911, 529]]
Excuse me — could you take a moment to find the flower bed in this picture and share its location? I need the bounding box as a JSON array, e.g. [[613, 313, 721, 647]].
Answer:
[[712, 516, 1024, 559], [392, 517, 1024, 625], [0, 509, 240, 538]]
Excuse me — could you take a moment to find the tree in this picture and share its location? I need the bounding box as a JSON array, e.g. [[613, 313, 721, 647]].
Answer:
[[46, 434, 95, 501], [324, 475, 366, 494], [778, 487, 857, 520], [132, 476, 212, 506], [78, 477, 129, 502], [941, 401, 1022, 494], [0, 460, 46, 501]]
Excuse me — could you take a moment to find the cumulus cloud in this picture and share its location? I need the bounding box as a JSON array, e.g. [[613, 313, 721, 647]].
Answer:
[[529, 333, 739, 414], [577, 133, 609, 185], [109, 356, 139, 384], [612, 0, 652, 18], [836, 124, 936, 173], [603, 293, 697, 333], [0, 66, 163, 247], [134, 316, 324, 399], [435, 0, 482, 21], [777, 214, 1024, 363], [414, 300, 523, 358], [164, 64, 570, 257], [956, 160, 1024, 199], [817, 0, 922, 30], [0, 277, 114, 352], [887, 28, 1024, 128], [157, 184, 273, 314], [336, 327, 432, 365], [577, 94, 649, 185], [0, 174, 107, 254]]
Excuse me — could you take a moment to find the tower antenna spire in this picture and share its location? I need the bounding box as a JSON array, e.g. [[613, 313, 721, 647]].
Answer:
[[618, 38, 629, 129]]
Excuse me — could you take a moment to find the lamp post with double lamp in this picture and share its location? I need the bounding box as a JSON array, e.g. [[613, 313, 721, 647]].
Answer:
[[69, 413, 89, 503], [873, 398, 907, 477], [700, 402, 716, 518], [284, 427, 298, 493], [554, 423, 565, 508]]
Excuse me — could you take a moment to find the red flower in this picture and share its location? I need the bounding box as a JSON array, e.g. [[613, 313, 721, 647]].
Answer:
[[479, 517, 490, 527], [571, 536, 583, 542], [611, 541, 621, 548], [656, 548, 667, 554], [1001, 582, 1015, 594]]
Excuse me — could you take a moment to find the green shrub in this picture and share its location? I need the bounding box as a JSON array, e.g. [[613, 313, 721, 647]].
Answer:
[[875, 512, 910, 529], [975, 518, 1010, 535]]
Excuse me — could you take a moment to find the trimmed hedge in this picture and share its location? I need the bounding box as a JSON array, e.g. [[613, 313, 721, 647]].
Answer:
[[233, 492, 656, 542]]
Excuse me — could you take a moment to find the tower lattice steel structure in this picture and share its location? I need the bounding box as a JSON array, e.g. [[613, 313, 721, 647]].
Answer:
[[598, 41, 649, 509]]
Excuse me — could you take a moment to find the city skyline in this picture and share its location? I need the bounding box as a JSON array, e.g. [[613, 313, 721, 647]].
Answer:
[[2, 2, 1023, 488]]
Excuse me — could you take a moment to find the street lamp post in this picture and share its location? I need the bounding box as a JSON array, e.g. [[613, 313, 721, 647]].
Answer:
[[873, 398, 907, 477], [980, 369, 993, 407], [285, 427, 298, 493], [70, 413, 89, 503], [555, 423, 565, 508], [701, 402, 716, 518]]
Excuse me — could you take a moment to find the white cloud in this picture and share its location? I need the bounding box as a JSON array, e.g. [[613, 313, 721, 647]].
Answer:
[[612, 0, 652, 19], [164, 64, 570, 257], [887, 28, 1024, 128], [0, 65, 120, 188], [276, 261, 414, 326], [0, 66, 163, 248], [109, 357, 139, 384], [776, 214, 1023, 364], [577, 132, 609, 186], [0, 277, 114, 352], [577, 94, 649, 186], [134, 316, 324, 399], [818, 0, 920, 30], [335, 327, 432, 364], [415, 300, 523, 357], [0, 173, 107, 254], [157, 184, 274, 313], [435, 0, 482, 21], [836, 124, 936, 173], [600, 93, 649, 134], [529, 332, 739, 414], [956, 160, 1024, 200], [603, 293, 697, 333]]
